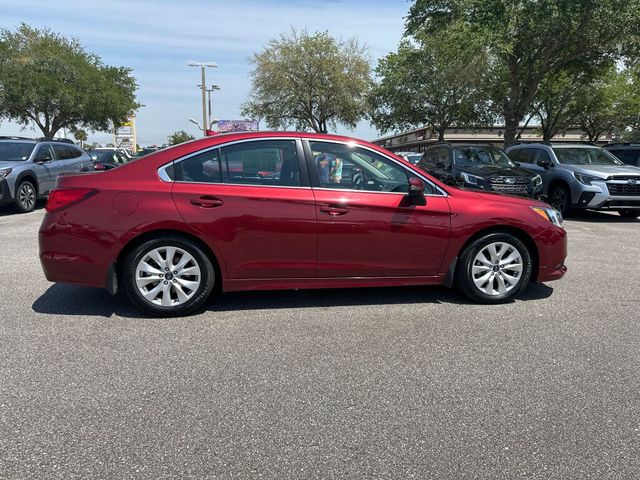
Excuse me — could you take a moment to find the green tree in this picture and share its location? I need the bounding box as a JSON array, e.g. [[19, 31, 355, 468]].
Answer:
[[241, 29, 371, 133], [572, 68, 628, 142], [72, 128, 88, 147], [406, 0, 640, 146], [370, 31, 493, 141], [0, 24, 140, 137], [168, 130, 195, 146]]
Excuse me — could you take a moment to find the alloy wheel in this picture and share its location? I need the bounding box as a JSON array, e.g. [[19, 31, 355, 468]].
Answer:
[[135, 246, 201, 307], [551, 188, 567, 214], [471, 242, 523, 296], [18, 183, 36, 211]]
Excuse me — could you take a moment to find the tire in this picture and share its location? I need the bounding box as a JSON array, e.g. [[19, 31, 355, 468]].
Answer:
[[456, 233, 533, 304], [14, 180, 37, 213], [618, 209, 640, 219], [123, 236, 215, 317], [548, 183, 572, 216]]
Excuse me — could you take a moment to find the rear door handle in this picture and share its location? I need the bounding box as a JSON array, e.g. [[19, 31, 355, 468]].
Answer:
[[320, 204, 349, 216], [190, 195, 224, 208]]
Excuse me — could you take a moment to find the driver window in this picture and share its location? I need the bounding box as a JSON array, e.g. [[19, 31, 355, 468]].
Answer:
[[535, 149, 552, 163], [34, 145, 54, 162], [309, 141, 432, 194]]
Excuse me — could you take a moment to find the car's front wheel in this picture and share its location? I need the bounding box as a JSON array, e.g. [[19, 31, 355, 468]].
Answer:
[[618, 209, 640, 219], [123, 237, 215, 317], [549, 184, 571, 216], [456, 233, 532, 304], [15, 180, 37, 213]]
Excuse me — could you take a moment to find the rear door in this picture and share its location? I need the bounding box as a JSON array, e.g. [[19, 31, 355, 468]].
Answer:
[[170, 138, 318, 279], [306, 140, 451, 278]]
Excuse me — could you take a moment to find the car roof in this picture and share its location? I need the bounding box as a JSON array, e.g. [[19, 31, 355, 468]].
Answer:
[[0, 137, 37, 143], [514, 143, 599, 149], [549, 144, 600, 149]]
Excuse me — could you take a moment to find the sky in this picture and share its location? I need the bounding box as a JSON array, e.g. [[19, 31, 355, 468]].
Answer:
[[0, 0, 410, 146]]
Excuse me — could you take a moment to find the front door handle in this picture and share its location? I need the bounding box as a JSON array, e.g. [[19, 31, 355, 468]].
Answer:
[[320, 205, 349, 216], [190, 195, 224, 208]]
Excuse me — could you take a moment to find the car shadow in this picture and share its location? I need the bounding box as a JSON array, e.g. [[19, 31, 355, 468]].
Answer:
[[0, 200, 46, 217], [565, 209, 639, 223], [32, 282, 554, 318]]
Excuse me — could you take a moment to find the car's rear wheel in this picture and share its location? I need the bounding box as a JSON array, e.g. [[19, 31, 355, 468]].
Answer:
[[15, 180, 37, 213], [123, 237, 215, 317], [456, 233, 532, 304], [549, 184, 571, 216], [618, 209, 640, 219]]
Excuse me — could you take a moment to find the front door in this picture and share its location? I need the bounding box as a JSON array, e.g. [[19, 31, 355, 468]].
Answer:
[[171, 138, 317, 279], [307, 140, 451, 278], [31, 145, 60, 194]]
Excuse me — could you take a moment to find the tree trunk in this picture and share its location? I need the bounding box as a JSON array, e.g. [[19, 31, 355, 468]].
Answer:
[[437, 128, 445, 142], [503, 118, 519, 148]]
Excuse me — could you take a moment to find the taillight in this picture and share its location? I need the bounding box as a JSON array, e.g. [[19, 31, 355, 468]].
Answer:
[[46, 188, 98, 212], [93, 163, 107, 170]]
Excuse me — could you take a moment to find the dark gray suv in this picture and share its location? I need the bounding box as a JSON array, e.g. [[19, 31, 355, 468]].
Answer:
[[506, 143, 640, 218], [0, 137, 92, 212]]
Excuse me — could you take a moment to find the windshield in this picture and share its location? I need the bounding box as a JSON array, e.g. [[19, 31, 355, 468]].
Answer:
[[453, 147, 515, 168], [553, 148, 624, 166], [0, 142, 35, 162]]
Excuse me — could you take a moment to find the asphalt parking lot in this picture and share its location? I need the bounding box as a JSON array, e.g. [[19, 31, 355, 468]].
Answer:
[[1, 204, 639, 479]]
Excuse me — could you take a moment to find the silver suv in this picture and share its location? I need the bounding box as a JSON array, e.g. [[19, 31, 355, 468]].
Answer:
[[506, 143, 640, 219], [0, 137, 92, 213]]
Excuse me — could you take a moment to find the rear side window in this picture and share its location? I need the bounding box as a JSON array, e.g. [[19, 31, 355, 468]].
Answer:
[[52, 144, 73, 160], [65, 146, 83, 158], [173, 140, 301, 187], [220, 140, 301, 186]]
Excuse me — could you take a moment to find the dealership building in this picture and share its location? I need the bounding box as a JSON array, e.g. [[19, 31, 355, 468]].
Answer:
[[372, 126, 613, 153]]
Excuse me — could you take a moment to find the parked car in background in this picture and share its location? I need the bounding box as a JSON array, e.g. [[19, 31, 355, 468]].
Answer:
[[506, 143, 640, 218], [88, 148, 130, 170], [603, 143, 640, 167], [40, 132, 567, 317], [394, 151, 424, 165], [136, 147, 160, 158], [93, 147, 134, 161], [0, 136, 92, 213], [417, 143, 543, 198]]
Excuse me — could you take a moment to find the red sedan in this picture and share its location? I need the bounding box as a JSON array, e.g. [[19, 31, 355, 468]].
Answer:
[[39, 132, 567, 316]]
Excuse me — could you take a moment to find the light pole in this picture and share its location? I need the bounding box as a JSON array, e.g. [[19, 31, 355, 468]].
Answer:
[[197, 84, 221, 124], [188, 61, 218, 137]]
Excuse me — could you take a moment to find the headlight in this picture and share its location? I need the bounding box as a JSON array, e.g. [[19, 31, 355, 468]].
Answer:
[[532, 175, 542, 186], [574, 172, 602, 185], [461, 172, 484, 185], [0, 168, 12, 178], [532, 206, 563, 227]]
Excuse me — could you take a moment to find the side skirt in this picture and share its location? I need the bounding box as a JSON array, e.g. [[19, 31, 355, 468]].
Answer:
[[223, 275, 445, 293]]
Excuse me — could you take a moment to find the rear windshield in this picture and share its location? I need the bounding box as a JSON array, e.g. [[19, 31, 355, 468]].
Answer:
[[0, 142, 35, 162], [553, 148, 623, 166], [453, 146, 515, 167], [89, 150, 117, 162]]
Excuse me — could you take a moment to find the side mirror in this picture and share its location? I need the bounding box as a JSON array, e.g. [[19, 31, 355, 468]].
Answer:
[[35, 156, 53, 164], [407, 177, 427, 205], [537, 159, 552, 169]]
